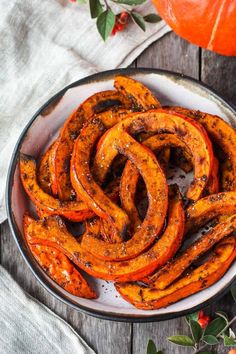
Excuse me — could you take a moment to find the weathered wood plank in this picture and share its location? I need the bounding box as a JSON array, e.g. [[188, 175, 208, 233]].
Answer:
[[137, 31, 199, 79], [0, 221, 131, 354], [201, 49, 236, 106]]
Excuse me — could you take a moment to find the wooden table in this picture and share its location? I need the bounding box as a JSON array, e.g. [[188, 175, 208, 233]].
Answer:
[[1, 32, 236, 354]]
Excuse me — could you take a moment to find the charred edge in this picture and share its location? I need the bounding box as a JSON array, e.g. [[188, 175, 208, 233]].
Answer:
[[93, 99, 123, 114]]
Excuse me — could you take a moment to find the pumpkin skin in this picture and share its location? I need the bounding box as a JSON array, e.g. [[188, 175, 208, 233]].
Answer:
[[153, 0, 236, 56]]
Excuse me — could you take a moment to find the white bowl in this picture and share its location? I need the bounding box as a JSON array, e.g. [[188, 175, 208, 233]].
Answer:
[[6, 68, 236, 322]]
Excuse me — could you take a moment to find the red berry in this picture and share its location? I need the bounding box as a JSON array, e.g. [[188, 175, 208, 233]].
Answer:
[[198, 315, 211, 328], [119, 12, 129, 24], [198, 310, 205, 319], [116, 23, 124, 32], [111, 26, 117, 36], [198, 318, 208, 328], [228, 350, 236, 354]]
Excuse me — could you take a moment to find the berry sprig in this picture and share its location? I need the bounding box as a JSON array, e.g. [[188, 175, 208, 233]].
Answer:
[[69, 0, 161, 40], [147, 285, 236, 354], [198, 310, 211, 329], [111, 12, 129, 35]]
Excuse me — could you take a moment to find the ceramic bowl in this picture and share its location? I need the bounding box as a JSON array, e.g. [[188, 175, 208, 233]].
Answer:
[[6, 68, 236, 322]]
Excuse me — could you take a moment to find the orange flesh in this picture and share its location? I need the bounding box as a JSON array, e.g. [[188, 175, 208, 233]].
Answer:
[[146, 213, 236, 287], [20, 154, 94, 221], [24, 197, 183, 283], [185, 192, 236, 234], [29, 243, 96, 298], [116, 236, 236, 310], [53, 91, 131, 201], [93, 109, 213, 202], [165, 106, 236, 191], [81, 131, 168, 261]]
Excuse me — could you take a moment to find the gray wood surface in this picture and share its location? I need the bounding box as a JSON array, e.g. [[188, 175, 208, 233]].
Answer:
[[1, 31, 236, 354]]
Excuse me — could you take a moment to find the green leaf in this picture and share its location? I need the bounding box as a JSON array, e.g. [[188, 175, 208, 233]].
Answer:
[[215, 311, 228, 323], [156, 352, 163, 354], [185, 312, 199, 324], [224, 334, 236, 346], [203, 335, 219, 345], [89, 0, 103, 18], [113, 0, 146, 5], [143, 14, 161, 23], [131, 12, 146, 31], [204, 317, 227, 337], [231, 284, 236, 302], [168, 335, 194, 347], [147, 340, 157, 354], [77, 0, 87, 4], [189, 320, 202, 343], [96, 10, 116, 41]]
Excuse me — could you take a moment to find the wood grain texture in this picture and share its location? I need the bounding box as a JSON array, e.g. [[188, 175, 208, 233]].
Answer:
[[0, 221, 131, 354], [137, 31, 199, 79], [201, 49, 236, 105]]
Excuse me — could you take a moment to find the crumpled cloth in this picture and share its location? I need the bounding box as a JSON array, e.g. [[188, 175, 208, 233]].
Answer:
[[0, 0, 170, 222], [0, 266, 95, 354]]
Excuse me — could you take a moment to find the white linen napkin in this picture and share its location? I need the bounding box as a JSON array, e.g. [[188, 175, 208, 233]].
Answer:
[[0, 266, 95, 354], [0, 0, 170, 222]]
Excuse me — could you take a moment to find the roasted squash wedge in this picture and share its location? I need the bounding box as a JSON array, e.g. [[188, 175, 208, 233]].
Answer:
[[116, 236, 236, 310], [114, 75, 161, 111], [28, 243, 96, 298], [165, 106, 236, 191], [171, 147, 193, 173], [25, 199, 183, 283], [145, 213, 236, 287], [81, 131, 168, 260], [204, 157, 219, 195], [53, 91, 131, 201], [47, 139, 60, 196], [20, 154, 94, 221], [70, 112, 131, 241], [93, 109, 213, 201], [185, 192, 236, 234], [38, 142, 57, 195], [120, 133, 192, 229]]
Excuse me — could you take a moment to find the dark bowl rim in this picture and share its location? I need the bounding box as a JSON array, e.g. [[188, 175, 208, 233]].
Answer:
[[6, 67, 236, 323]]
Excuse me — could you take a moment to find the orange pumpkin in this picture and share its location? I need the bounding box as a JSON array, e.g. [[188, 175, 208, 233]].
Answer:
[[152, 0, 236, 56]]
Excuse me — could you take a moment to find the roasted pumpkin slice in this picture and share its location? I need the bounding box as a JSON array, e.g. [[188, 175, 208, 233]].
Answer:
[[171, 147, 193, 173], [120, 133, 192, 229], [116, 236, 236, 310], [145, 213, 236, 287], [20, 154, 93, 221], [53, 90, 131, 201], [204, 157, 219, 195], [47, 139, 60, 196], [114, 75, 161, 111], [38, 141, 57, 195], [81, 130, 168, 260], [93, 109, 213, 201], [165, 106, 236, 191], [28, 243, 96, 298], [25, 204, 182, 283], [185, 192, 236, 234], [70, 111, 131, 242]]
